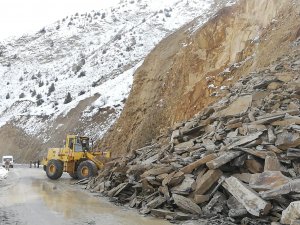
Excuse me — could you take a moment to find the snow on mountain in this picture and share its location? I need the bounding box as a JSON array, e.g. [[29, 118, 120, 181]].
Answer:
[[0, 0, 235, 142]]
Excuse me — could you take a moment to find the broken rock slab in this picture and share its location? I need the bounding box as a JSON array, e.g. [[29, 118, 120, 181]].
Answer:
[[249, 171, 291, 191], [287, 148, 300, 157], [226, 132, 263, 150], [222, 176, 272, 216], [231, 153, 247, 167], [260, 180, 300, 199], [174, 140, 195, 152], [150, 209, 191, 220], [232, 173, 252, 183], [281, 201, 300, 224], [194, 194, 210, 204], [268, 127, 276, 143], [227, 195, 247, 218], [271, 116, 300, 127], [141, 166, 174, 178], [245, 158, 264, 174], [171, 130, 181, 140], [162, 171, 185, 187], [180, 153, 218, 174], [202, 191, 226, 215], [146, 196, 166, 210], [180, 121, 199, 134], [171, 174, 195, 195], [256, 110, 299, 120], [237, 148, 271, 159], [202, 139, 217, 151], [252, 114, 286, 125], [275, 131, 300, 150], [141, 178, 155, 192], [215, 95, 252, 117], [225, 122, 243, 130], [266, 145, 283, 154], [264, 155, 282, 172], [267, 82, 282, 90], [194, 169, 223, 195], [276, 72, 294, 83], [107, 183, 129, 197], [172, 194, 202, 215], [206, 151, 243, 169], [193, 167, 208, 190], [127, 164, 151, 176]]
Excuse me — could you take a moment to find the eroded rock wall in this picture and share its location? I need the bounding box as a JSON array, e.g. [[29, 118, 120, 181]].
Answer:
[[101, 0, 300, 154]]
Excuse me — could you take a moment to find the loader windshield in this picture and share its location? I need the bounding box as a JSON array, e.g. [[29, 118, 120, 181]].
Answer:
[[74, 137, 89, 152]]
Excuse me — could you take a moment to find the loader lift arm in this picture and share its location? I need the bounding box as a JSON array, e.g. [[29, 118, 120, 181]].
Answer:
[[85, 152, 107, 169]]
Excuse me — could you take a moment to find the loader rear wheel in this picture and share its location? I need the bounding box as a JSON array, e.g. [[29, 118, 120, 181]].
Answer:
[[77, 160, 97, 180], [46, 160, 63, 180]]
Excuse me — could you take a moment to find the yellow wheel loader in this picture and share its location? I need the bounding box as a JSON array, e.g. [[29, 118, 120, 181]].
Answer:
[[41, 135, 110, 180]]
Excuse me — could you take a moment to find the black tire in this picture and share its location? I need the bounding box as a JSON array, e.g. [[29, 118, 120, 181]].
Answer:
[[46, 160, 63, 180], [43, 165, 46, 171], [68, 172, 78, 179], [77, 160, 97, 180]]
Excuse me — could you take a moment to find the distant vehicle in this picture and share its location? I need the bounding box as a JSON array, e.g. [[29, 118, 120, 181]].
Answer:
[[2, 155, 14, 168]]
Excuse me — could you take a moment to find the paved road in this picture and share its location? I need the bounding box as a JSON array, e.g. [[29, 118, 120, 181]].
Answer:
[[0, 165, 171, 225]]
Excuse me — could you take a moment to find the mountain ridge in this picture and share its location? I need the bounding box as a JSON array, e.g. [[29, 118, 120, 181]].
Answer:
[[0, 0, 234, 161]]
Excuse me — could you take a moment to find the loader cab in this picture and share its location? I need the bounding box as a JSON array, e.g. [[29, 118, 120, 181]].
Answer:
[[66, 135, 90, 152]]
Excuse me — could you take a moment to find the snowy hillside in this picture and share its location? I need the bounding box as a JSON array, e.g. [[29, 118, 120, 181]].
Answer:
[[0, 0, 235, 142]]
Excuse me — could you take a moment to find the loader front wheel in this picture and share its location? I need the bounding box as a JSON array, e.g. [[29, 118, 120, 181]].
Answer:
[[46, 160, 63, 180], [77, 160, 97, 180]]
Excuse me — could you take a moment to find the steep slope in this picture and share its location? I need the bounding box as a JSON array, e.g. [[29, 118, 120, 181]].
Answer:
[[100, 0, 300, 155], [87, 38, 300, 224], [0, 0, 234, 161]]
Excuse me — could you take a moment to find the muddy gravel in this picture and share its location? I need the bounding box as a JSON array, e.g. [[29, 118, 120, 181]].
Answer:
[[0, 165, 172, 225]]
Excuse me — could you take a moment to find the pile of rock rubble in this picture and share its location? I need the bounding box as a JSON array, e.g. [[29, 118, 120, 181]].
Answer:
[[86, 48, 300, 225]]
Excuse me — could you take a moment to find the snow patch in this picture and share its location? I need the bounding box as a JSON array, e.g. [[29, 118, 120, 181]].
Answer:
[[208, 84, 217, 89], [0, 167, 8, 180]]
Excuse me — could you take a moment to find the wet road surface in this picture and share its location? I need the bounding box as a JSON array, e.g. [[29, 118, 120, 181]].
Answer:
[[0, 165, 171, 225]]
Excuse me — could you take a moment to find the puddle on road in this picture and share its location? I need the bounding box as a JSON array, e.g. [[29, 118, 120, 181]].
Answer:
[[32, 180, 115, 219], [1, 168, 171, 225]]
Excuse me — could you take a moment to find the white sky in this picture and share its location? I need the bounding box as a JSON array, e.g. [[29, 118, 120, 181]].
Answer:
[[0, 0, 119, 41]]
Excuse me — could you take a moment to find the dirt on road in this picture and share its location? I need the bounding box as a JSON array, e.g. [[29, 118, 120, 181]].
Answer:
[[0, 166, 171, 225]]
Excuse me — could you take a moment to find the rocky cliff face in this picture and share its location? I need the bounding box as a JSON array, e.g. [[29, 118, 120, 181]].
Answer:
[[83, 2, 300, 223], [86, 45, 300, 223], [100, 0, 300, 155]]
